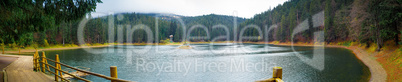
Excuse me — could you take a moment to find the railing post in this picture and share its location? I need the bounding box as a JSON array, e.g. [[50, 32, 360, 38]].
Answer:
[[58, 60, 63, 81], [110, 66, 118, 82], [2, 46, 4, 54], [256, 67, 283, 82], [36, 50, 41, 72], [56, 54, 64, 81], [33, 50, 38, 71], [33, 53, 35, 71], [44, 54, 50, 71], [42, 52, 46, 73], [55, 54, 60, 81], [272, 67, 282, 79], [18, 46, 20, 55]]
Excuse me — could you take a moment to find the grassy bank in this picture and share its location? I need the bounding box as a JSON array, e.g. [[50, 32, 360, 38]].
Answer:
[[0, 41, 232, 54], [0, 43, 112, 55]]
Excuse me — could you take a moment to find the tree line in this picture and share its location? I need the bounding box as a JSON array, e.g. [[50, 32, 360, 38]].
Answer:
[[1, 11, 247, 47], [0, 0, 102, 47], [240, 0, 401, 50], [78, 13, 246, 43]]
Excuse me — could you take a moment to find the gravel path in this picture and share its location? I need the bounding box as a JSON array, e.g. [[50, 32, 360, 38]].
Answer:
[[0, 55, 18, 82], [347, 46, 387, 82]]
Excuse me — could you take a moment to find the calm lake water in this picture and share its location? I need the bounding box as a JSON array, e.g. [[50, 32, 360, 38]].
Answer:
[[44, 43, 370, 82]]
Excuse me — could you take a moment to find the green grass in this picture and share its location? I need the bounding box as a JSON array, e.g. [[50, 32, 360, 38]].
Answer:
[[337, 41, 352, 47], [1, 43, 104, 51]]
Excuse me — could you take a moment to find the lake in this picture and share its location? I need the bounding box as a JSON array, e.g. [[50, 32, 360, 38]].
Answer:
[[44, 43, 370, 82]]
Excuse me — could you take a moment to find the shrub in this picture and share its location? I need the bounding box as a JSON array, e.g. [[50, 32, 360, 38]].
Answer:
[[337, 41, 352, 47], [367, 43, 378, 52], [9, 42, 18, 50], [0, 43, 4, 50], [43, 39, 50, 47], [160, 39, 171, 44], [342, 41, 351, 46], [31, 43, 39, 49], [350, 41, 359, 46]]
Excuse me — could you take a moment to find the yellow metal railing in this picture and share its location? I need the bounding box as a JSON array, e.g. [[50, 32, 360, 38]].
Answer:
[[33, 51, 130, 82]]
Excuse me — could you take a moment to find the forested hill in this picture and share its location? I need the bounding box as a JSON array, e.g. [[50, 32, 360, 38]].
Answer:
[[239, 0, 331, 42], [136, 13, 246, 24], [180, 14, 246, 41], [34, 12, 246, 45], [139, 13, 247, 42], [240, 0, 401, 50]]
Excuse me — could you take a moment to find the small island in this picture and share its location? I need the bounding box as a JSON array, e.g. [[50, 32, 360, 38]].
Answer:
[[178, 43, 192, 49]]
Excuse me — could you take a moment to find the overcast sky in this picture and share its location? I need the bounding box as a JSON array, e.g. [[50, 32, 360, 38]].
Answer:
[[92, 0, 288, 18]]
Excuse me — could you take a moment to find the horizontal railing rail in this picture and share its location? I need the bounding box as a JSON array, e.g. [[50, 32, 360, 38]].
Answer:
[[41, 61, 90, 82]]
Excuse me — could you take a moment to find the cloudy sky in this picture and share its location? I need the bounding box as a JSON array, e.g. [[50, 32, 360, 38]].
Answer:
[[92, 0, 288, 18]]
